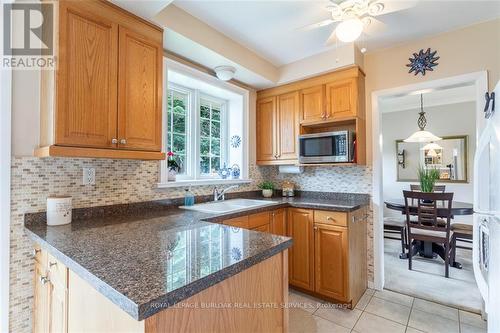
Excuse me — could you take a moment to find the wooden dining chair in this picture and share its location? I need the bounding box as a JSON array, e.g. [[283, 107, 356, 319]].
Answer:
[[403, 190, 454, 278]]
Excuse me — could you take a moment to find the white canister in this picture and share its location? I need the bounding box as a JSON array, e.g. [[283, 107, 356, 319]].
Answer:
[[47, 196, 72, 226]]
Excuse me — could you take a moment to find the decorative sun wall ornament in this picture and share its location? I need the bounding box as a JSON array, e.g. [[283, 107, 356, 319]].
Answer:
[[406, 48, 439, 76], [230, 135, 241, 148]]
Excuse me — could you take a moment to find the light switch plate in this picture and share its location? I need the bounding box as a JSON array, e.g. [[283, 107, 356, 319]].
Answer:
[[82, 168, 95, 185]]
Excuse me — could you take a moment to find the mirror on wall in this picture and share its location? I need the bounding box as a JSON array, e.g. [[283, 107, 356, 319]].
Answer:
[[396, 135, 468, 183]]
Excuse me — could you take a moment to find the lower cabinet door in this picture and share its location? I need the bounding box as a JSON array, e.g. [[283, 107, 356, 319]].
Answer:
[[314, 224, 348, 301], [34, 262, 50, 333], [287, 208, 314, 291], [270, 209, 286, 236], [49, 279, 68, 333]]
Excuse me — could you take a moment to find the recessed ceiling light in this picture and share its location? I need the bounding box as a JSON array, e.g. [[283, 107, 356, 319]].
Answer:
[[214, 66, 236, 81]]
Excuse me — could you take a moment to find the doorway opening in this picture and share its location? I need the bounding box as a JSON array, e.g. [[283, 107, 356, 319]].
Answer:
[[371, 72, 487, 313]]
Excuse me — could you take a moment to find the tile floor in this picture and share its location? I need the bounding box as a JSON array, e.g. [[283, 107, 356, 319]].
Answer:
[[288, 288, 487, 333], [384, 236, 483, 312]]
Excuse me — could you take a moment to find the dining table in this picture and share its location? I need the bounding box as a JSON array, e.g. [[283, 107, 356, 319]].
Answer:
[[384, 198, 474, 268]]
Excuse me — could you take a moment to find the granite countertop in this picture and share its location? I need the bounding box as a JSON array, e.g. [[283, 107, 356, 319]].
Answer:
[[24, 191, 369, 321]]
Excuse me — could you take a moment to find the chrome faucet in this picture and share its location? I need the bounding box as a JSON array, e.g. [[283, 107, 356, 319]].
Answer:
[[213, 185, 239, 201]]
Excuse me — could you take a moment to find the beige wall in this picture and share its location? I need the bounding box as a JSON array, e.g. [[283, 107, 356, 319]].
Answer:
[[364, 18, 500, 164]]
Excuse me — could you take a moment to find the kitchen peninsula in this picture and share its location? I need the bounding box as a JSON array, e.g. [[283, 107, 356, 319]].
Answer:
[[24, 192, 368, 332]]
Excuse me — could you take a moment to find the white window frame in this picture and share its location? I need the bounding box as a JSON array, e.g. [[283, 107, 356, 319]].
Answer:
[[197, 93, 229, 179], [159, 58, 251, 188], [166, 82, 194, 180]]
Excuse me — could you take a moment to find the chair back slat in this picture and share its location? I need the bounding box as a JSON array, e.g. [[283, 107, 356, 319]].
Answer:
[[403, 190, 454, 234]]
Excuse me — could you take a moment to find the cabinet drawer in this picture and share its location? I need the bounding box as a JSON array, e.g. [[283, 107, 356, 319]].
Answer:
[[314, 210, 347, 227], [248, 211, 271, 229], [224, 216, 249, 229], [252, 223, 270, 233]]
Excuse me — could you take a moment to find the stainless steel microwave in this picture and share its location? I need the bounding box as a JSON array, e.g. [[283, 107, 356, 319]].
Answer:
[[299, 131, 355, 163]]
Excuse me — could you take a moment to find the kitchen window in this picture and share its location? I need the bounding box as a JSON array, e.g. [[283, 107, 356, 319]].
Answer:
[[166, 84, 228, 180], [159, 59, 250, 188]]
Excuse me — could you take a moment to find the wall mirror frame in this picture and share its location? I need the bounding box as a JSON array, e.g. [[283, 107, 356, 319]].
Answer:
[[396, 135, 469, 183]]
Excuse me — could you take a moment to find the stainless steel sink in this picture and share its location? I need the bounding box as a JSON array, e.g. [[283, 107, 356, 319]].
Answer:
[[180, 199, 278, 214]]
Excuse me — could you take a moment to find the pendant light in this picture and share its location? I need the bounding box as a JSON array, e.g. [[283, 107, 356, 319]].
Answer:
[[404, 94, 442, 143], [421, 142, 443, 151]]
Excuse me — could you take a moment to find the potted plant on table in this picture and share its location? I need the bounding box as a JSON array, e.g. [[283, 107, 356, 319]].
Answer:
[[258, 181, 275, 198], [167, 151, 181, 181], [417, 166, 440, 194]]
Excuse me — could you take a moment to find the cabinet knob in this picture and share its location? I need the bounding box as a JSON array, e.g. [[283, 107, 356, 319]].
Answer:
[[313, 226, 318, 230], [111, 138, 118, 144], [120, 139, 127, 145], [39, 276, 50, 285]]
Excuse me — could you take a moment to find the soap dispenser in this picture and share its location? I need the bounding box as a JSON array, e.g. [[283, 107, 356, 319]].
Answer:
[[184, 187, 195, 206]]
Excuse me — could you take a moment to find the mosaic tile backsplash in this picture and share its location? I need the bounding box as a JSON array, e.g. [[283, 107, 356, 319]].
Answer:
[[9, 157, 373, 332]]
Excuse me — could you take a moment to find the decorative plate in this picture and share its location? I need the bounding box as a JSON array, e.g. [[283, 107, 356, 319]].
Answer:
[[230, 135, 241, 148], [406, 48, 439, 76]]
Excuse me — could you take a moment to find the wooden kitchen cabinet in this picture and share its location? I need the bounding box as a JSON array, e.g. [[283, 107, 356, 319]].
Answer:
[[118, 26, 163, 151], [36, 0, 165, 160], [277, 92, 300, 161], [55, 1, 119, 149], [34, 262, 50, 333], [300, 85, 326, 124], [256, 66, 366, 165], [314, 224, 348, 301], [33, 250, 68, 333], [256, 96, 277, 163], [270, 209, 287, 236], [325, 78, 357, 119], [256, 91, 299, 165], [287, 208, 314, 291]]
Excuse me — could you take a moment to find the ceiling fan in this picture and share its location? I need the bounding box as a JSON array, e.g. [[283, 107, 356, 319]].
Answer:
[[300, 0, 417, 47]]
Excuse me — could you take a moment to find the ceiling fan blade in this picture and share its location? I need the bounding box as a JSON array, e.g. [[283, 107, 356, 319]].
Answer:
[[324, 29, 338, 46], [362, 17, 387, 36], [370, 0, 418, 17], [297, 19, 336, 31]]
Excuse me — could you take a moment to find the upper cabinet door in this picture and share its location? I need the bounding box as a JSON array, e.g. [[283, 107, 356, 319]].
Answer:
[[325, 78, 357, 119], [56, 2, 118, 148], [256, 97, 277, 162], [300, 85, 325, 124], [277, 92, 299, 161], [117, 27, 162, 151]]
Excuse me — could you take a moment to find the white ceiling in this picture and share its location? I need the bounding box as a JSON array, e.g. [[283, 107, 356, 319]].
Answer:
[[173, 0, 500, 66], [379, 84, 476, 113]]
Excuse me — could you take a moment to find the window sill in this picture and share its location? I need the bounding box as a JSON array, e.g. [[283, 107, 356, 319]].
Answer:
[[157, 178, 252, 188]]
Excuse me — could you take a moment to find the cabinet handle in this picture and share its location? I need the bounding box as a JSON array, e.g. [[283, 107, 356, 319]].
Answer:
[[111, 138, 118, 144], [120, 139, 127, 145], [49, 261, 57, 268], [327, 216, 335, 221], [39, 276, 50, 285]]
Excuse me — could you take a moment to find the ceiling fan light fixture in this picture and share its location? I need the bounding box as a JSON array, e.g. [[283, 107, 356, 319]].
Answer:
[[214, 66, 236, 81], [335, 18, 364, 42]]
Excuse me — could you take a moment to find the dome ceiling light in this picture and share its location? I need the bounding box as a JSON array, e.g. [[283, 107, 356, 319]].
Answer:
[[404, 94, 442, 143], [214, 66, 236, 81]]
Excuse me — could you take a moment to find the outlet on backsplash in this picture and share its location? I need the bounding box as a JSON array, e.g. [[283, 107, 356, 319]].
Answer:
[[82, 168, 96, 185]]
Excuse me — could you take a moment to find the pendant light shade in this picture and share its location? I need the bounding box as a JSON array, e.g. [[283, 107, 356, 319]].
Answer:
[[404, 94, 442, 143], [421, 142, 443, 151]]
